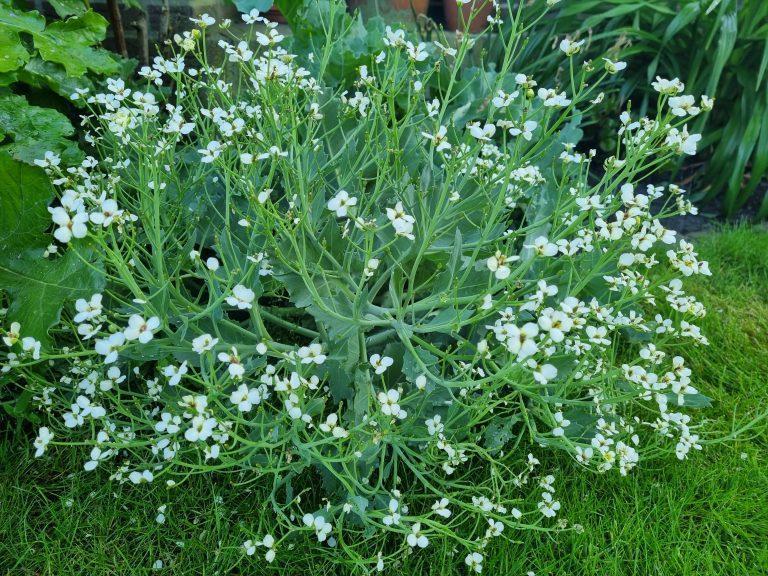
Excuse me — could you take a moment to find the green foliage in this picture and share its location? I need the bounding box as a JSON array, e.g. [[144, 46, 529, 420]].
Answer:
[[1, 227, 766, 574], [0, 0, 121, 165], [520, 0, 768, 217], [0, 93, 79, 164], [0, 153, 105, 345], [1, 1, 728, 569], [32, 10, 121, 77]]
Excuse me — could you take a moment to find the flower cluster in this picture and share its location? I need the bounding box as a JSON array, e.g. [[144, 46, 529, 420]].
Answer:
[[2, 1, 715, 572]]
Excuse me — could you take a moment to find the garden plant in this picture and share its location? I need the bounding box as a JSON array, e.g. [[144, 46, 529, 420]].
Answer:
[[0, 0, 746, 573], [0, 0, 125, 165], [510, 0, 768, 217]]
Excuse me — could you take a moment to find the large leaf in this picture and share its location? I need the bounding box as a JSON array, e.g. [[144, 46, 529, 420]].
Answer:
[[18, 57, 93, 101], [0, 3, 45, 34], [0, 153, 105, 344], [0, 151, 52, 253], [234, 0, 274, 15], [0, 27, 28, 72], [32, 10, 120, 77], [47, 0, 88, 18], [0, 249, 105, 345], [0, 93, 80, 164]]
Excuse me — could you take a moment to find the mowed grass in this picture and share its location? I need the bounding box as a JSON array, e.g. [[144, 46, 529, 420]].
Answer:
[[1, 226, 767, 575]]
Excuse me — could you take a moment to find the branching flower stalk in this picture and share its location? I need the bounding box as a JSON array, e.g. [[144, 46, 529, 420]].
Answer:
[[2, 0, 720, 572]]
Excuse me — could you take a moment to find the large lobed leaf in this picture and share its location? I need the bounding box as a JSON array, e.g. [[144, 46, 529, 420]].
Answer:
[[0, 27, 28, 73], [0, 150, 51, 253], [0, 93, 80, 164], [0, 153, 105, 344], [0, 2, 45, 34], [31, 10, 120, 77]]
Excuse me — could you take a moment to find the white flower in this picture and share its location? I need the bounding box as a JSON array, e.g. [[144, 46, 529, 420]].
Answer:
[[509, 120, 537, 141], [253, 534, 276, 563], [486, 518, 504, 537], [3, 321, 21, 347], [34, 151, 61, 169], [532, 362, 558, 384], [319, 413, 349, 438], [537, 88, 571, 107], [383, 498, 401, 526], [422, 125, 451, 152], [433, 40, 457, 57], [21, 337, 41, 360], [559, 38, 584, 56], [242, 9, 265, 24], [95, 332, 126, 364], [243, 540, 257, 556], [364, 258, 380, 278], [198, 140, 223, 163], [218, 347, 245, 379], [129, 469, 154, 484], [84, 446, 113, 471], [49, 207, 88, 243], [492, 89, 517, 108], [226, 284, 256, 309], [63, 395, 106, 428], [190, 13, 215, 26], [468, 122, 496, 141], [227, 40, 253, 62], [342, 91, 371, 116], [652, 76, 684, 95], [538, 491, 561, 517], [505, 323, 539, 359], [123, 314, 160, 344], [33, 427, 53, 457], [386, 202, 416, 240], [192, 333, 218, 354], [303, 513, 333, 542], [425, 98, 440, 117], [185, 414, 217, 442], [531, 236, 558, 257], [229, 383, 261, 412], [369, 354, 393, 374], [297, 343, 327, 365], [465, 552, 484, 573], [74, 293, 103, 323], [162, 361, 188, 386], [431, 498, 451, 518], [378, 389, 407, 419], [426, 414, 444, 436], [406, 522, 429, 548], [486, 251, 518, 280], [668, 95, 700, 117], [155, 412, 181, 434], [603, 58, 627, 74], [89, 197, 122, 227], [406, 41, 428, 62], [327, 190, 358, 218], [383, 26, 406, 48], [552, 411, 571, 437], [538, 309, 573, 342], [665, 125, 701, 156]]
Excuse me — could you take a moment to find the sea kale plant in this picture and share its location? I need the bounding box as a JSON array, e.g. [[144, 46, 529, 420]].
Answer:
[[3, 0, 716, 571]]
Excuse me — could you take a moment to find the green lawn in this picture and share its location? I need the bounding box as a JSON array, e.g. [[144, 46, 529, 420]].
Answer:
[[2, 226, 767, 575]]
